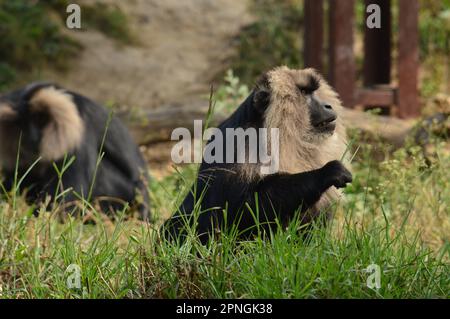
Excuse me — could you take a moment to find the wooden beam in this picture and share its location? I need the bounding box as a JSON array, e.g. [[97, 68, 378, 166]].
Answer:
[[304, 0, 324, 72], [328, 0, 356, 108], [355, 87, 396, 106], [398, 0, 420, 118]]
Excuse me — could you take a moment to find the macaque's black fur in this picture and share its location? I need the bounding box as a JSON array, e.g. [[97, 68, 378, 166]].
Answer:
[[0, 82, 150, 220], [163, 78, 352, 244]]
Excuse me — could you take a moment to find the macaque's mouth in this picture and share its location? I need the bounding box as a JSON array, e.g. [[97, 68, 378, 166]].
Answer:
[[313, 116, 337, 133]]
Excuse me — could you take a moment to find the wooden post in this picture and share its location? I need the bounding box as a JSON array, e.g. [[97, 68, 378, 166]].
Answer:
[[304, 0, 324, 72], [363, 0, 391, 86], [328, 0, 356, 108], [363, 0, 392, 114], [398, 0, 420, 118]]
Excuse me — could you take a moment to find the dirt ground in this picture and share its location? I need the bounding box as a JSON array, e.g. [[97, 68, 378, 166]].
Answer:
[[45, 0, 252, 111]]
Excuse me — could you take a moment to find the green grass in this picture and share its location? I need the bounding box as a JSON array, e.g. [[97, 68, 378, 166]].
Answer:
[[81, 2, 136, 45], [0, 0, 81, 90], [0, 122, 448, 298], [230, 0, 303, 85], [0, 0, 135, 91]]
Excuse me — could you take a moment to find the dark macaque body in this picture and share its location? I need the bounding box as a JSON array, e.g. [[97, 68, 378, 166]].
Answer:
[[163, 67, 352, 243], [0, 82, 150, 220]]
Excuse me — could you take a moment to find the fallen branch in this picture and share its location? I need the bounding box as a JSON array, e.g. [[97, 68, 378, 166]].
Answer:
[[120, 104, 416, 147], [118, 103, 226, 145], [340, 108, 415, 147]]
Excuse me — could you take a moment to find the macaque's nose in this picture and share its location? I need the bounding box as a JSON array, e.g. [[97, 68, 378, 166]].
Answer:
[[311, 100, 337, 127]]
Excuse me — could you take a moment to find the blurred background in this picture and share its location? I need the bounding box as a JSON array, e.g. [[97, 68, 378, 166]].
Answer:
[[0, 0, 449, 174]]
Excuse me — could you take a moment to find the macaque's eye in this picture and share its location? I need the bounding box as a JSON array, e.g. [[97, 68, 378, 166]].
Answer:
[[297, 75, 320, 96], [298, 87, 316, 99], [297, 85, 314, 96]]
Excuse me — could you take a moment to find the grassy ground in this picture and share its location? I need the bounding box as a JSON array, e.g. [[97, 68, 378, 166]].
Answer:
[[0, 109, 448, 298]]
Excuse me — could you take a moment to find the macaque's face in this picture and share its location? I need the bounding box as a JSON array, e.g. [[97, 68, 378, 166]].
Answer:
[[256, 67, 341, 143]]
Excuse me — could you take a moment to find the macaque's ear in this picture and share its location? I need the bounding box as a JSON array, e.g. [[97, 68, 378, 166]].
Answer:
[[253, 73, 271, 113], [20, 82, 54, 104], [0, 103, 17, 122], [28, 86, 85, 161]]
